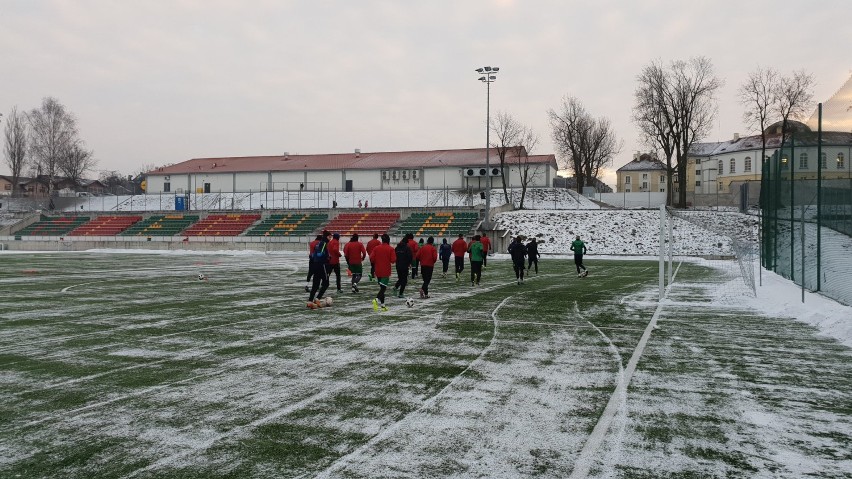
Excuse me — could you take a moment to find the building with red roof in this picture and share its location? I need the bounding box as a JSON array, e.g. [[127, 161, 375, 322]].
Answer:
[[144, 147, 557, 194]]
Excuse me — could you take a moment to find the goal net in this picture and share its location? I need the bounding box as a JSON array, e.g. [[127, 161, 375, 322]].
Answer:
[[661, 206, 759, 302]]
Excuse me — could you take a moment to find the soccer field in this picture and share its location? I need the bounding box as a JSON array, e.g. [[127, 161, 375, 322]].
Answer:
[[1, 252, 850, 478]]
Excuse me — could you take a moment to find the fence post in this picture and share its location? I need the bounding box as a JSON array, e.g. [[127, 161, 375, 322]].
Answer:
[[816, 103, 822, 292]]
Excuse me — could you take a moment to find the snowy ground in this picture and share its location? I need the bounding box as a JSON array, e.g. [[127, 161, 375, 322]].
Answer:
[[492, 209, 758, 257], [0, 246, 850, 477]]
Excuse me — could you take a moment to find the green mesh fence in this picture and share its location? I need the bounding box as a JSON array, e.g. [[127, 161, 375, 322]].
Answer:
[[761, 105, 852, 305]]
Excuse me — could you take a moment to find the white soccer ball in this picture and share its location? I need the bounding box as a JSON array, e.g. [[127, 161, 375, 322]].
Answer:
[[406, 298, 415, 308], [324, 296, 333, 307], [198, 273, 206, 281]]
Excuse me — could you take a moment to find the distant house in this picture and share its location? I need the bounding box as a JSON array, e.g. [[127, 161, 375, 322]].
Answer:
[[0, 176, 15, 196], [8, 176, 106, 197], [616, 153, 668, 193]]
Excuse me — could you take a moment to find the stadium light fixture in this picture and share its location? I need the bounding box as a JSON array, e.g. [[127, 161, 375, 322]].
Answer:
[[475, 65, 499, 229]]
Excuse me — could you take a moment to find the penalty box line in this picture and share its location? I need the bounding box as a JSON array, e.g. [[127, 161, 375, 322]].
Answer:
[[569, 260, 683, 478]]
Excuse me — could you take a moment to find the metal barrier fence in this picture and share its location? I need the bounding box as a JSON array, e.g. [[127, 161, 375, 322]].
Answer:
[[761, 106, 852, 305]]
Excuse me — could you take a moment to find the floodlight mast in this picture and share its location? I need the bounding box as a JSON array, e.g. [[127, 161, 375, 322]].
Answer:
[[475, 65, 499, 229]]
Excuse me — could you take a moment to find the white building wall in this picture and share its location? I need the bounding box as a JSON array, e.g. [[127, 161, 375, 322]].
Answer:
[[145, 163, 558, 195], [305, 171, 344, 190], [236, 173, 272, 192], [344, 170, 382, 190], [269, 171, 309, 190]]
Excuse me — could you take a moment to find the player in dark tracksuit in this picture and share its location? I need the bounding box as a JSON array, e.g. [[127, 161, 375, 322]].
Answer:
[[394, 238, 413, 298], [438, 238, 452, 278], [570, 235, 588, 276], [308, 231, 332, 305], [508, 236, 527, 284], [526, 238, 540, 274]]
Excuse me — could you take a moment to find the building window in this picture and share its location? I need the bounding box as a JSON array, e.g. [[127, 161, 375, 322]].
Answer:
[[696, 169, 701, 176], [695, 180, 702, 186], [164, 182, 171, 193], [729, 158, 736, 174], [3, 184, 10, 190], [660, 188, 665, 192], [717, 159, 723, 173], [625, 188, 631, 193], [624, 176, 631, 184], [799, 153, 808, 169], [838, 153, 846, 169], [695, 158, 701, 165], [642, 173, 648, 179], [781, 156, 789, 170], [821, 153, 827, 169], [660, 175, 665, 183], [744, 157, 752, 172], [673, 176, 678, 183]]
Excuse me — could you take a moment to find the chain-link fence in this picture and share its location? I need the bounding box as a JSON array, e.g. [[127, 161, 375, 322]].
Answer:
[[761, 107, 852, 306]]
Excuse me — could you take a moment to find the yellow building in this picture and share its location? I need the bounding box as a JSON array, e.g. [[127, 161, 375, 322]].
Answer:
[[616, 153, 668, 193]]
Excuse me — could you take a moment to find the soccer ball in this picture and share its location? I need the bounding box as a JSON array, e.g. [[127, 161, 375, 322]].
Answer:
[[405, 298, 415, 308], [197, 273, 207, 281], [324, 297, 334, 307]]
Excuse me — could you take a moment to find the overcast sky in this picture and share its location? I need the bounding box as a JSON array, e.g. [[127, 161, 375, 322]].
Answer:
[[1, 0, 849, 187]]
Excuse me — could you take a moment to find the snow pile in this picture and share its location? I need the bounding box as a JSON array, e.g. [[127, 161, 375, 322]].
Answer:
[[493, 209, 756, 256]]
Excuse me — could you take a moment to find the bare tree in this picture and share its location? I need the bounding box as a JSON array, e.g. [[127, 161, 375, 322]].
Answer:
[[739, 67, 779, 179], [633, 57, 722, 207], [549, 96, 620, 193], [775, 70, 815, 146], [490, 111, 524, 204], [59, 142, 97, 187], [634, 61, 678, 205], [28, 97, 79, 197], [511, 127, 540, 209], [3, 107, 29, 197]]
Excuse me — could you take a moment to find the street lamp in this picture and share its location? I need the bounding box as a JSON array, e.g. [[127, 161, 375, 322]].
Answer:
[[475, 66, 499, 229]]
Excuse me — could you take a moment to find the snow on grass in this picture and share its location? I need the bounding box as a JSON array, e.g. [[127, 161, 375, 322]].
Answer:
[[1, 233, 850, 477]]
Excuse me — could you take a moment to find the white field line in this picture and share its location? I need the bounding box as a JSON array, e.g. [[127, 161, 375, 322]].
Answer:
[[583, 306, 628, 478], [59, 281, 103, 293], [315, 295, 515, 479], [568, 260, 683, 479]]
